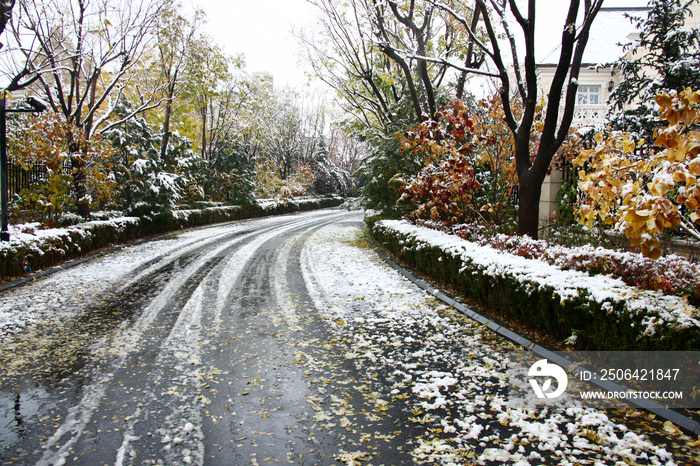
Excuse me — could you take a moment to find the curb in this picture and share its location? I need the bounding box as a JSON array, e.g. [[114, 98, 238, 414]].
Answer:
[[369, 239, 700, 435]]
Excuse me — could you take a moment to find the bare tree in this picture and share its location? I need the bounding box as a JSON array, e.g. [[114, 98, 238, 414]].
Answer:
[[297, 0, 397, 130], [372, 0, 489, 119], [264, 88, 306, 180], [298, 0, 488, 129], [327, 121, 367, 176], [429, 0, 605, 238], [204, 70, 272, 162], [1, 0, 168, 216]]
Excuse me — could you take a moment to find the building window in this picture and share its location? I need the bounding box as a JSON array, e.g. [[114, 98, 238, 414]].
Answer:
[[577, 85, 601, 105]]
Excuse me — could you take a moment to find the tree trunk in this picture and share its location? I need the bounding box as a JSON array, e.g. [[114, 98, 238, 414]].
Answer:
[[160, 71, 177, 164], [199, 99, 207, 159], [380, 44, 424, 122], [160, 94, 174, 163], [516, 171, 542, 239], [201, 116, 207, 159], [456, 3, 484, 100], [71, 154, 90, 218], [66, 135, 90, 218]]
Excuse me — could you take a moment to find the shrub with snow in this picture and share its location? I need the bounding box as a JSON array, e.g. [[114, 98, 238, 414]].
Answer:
[[428, 220, 700, 304], [370, 217, 700, 351]]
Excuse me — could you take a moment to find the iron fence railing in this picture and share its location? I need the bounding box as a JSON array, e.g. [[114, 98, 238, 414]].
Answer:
[[6, 160, 72, 196]]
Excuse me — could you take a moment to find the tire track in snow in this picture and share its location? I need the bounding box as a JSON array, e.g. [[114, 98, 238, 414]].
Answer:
[[190, 215, 344, 465], [25, 210, 348, 466], [31, 232, 250, 466], [105, 212, 350, 466], [188, 211, 418, 465]]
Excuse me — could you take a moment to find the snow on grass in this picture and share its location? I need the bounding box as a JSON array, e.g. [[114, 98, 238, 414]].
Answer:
[[301, 213, 693, 465], [378, 219, 700, 337]]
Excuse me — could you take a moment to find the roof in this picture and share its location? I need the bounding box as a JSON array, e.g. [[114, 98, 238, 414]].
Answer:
[[536, 7, 648, 66]]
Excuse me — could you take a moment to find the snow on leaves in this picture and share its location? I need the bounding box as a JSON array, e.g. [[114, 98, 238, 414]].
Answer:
[[434, 219, 700, 301], [576, 88, 700, 259], [375, 218, 700, 338]]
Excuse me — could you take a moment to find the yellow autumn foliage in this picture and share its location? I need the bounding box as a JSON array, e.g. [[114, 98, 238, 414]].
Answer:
[[575, 88, 700, 259]]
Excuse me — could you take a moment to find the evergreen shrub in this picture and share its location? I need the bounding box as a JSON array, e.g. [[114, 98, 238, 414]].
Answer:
[[369, 217, 700, 351]]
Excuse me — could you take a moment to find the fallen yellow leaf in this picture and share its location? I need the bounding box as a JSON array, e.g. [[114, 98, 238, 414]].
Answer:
[[664, 420, 681, 436]]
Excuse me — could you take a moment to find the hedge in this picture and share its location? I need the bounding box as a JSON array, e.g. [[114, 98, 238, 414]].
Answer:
[[367, 215, 700, 351]]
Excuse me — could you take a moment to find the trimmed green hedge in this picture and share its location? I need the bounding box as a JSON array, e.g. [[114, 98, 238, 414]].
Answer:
[[0, 197, 344, 281], [136, 197, 344, 235], [368, 216, 700, 351], [0, 217, 142, 280]]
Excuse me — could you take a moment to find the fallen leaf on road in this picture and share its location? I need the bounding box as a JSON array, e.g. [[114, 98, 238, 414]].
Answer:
[[335, 450, 369, 465], [664, 420, 681, 436]]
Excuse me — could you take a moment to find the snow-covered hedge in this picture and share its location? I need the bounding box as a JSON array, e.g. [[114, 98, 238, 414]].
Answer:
[[430, 220, 700, 304], [0, 196, 344, 281], [0, 217, 142, 278], [369, 217, 700, 351], [137, 196, 344, 235]]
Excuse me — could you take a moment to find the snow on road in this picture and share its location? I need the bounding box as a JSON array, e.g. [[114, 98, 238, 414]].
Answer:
[[0, 208, 696, 465], [0, 210, 333, 339], [0, 209, 343, 465]]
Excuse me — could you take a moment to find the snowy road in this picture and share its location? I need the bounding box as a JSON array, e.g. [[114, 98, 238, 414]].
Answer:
[[0, 208, 695, 465]]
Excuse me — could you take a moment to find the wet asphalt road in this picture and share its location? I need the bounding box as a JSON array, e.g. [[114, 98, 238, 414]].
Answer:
[[0, 209, 420, 465]]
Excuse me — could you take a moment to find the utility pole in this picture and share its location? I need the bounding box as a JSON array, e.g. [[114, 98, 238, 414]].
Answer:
[[0, 93, 47, 241]]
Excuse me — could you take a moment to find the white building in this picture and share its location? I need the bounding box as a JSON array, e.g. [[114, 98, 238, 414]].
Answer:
[[535, 6, 647, 225]]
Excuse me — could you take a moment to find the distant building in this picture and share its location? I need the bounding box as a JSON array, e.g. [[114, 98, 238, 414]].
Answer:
[[252, 71, 274, 88]]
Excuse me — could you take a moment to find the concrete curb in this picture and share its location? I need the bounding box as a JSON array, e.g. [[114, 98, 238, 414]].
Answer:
[[369, 239, 700, 435]]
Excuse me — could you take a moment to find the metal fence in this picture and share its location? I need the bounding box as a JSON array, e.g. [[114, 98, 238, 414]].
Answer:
[[6, 160, 72, 196]]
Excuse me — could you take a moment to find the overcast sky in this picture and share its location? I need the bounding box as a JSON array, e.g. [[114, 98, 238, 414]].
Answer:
[[193, 0, 318, 89], [193, 0, 650, 91]]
